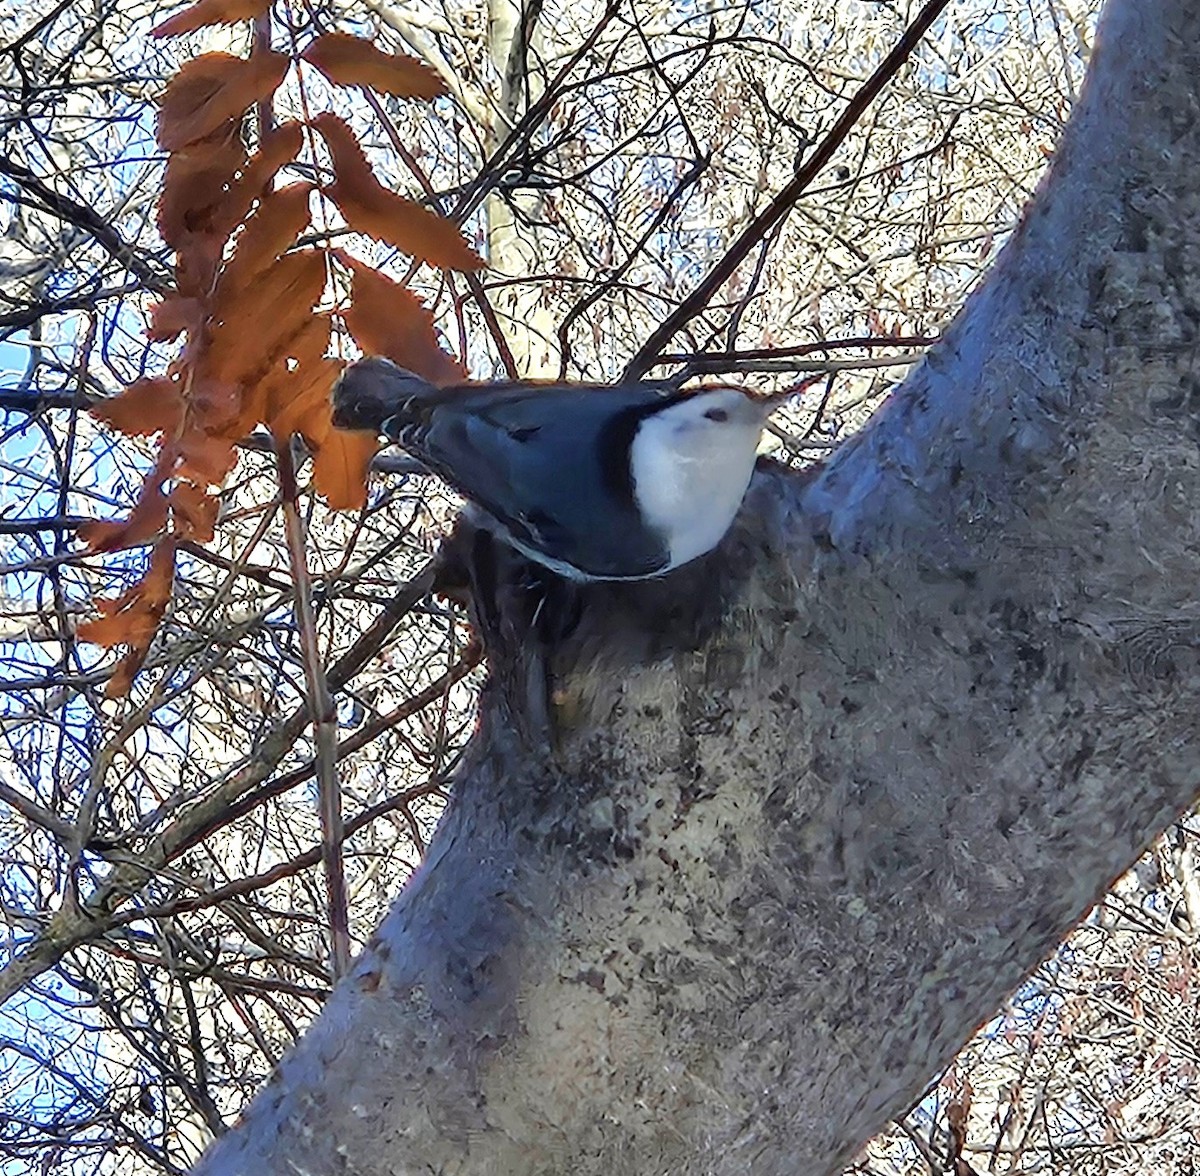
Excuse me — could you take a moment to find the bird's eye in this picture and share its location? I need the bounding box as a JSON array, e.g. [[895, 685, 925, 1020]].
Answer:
[[704, 407, 729, 422]]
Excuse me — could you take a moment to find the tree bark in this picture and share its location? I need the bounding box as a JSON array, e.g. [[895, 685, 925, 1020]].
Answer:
[[195, 1, 1200, 1171], [484, 0, 560, 376]]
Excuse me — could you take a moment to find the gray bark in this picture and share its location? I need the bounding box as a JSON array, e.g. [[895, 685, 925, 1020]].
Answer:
[[195, 1, 1200, 1172]]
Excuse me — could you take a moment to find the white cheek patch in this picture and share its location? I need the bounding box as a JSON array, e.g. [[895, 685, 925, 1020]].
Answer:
[[629, 406, 764, 568]]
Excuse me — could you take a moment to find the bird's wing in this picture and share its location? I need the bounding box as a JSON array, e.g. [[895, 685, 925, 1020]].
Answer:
[[398, 384, 679, 577]]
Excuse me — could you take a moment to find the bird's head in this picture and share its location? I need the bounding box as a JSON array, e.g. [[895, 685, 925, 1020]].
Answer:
[[629, 386, 773, 571]]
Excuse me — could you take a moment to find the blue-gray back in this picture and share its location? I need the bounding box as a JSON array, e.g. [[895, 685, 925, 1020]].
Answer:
[[387, 382, 683, 578]]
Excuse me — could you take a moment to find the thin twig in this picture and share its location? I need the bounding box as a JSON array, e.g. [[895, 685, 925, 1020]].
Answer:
[[276, 441, 350, 979], [171, 639, 482, 856], [89, 781, 451, 932], [658, 334, 938, 369], [623, 0, 953, 379], [0, 155, 168, 293]]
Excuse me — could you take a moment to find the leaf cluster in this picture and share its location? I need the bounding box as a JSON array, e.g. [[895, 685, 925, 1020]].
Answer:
[[78, 3, 479, 695]]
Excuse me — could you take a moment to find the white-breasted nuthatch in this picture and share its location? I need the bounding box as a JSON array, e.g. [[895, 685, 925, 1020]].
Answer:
[[336, 358, 788, 581]]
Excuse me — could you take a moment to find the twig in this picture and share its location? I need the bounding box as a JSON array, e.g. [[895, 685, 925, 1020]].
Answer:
[[85, 780, 451, 933], [0, 284, 148, 332], [448, 0, 623, 226], [276, 441, 350, 979], [623, 0, 953, 379], [0, 561, 436, 1007], [171, 639, 482, 856], [658, 334, 938, 369], [0, 776, 78, 842], [556, 151, 711, 378], [0, 155, 169, 293], [0, 514, 91, 534]]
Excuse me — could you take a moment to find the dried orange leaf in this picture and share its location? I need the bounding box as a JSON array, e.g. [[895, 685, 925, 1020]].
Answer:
[[301, 34, 444, 99], [144, 537, 181, 602], [78, 602, 163, 649], [207, 249, 327, 384], [337, 252, 465, 385], [172, 123, 305, 295], [152, 0, 271, 38], [169, 481, 219, 542], [215, 380, 269, 442], [79, 540, 178, 697], [194, 121, 304, 245], [265, 356, 378, 508], [91, 377, 186, 438], [175, 234, 227, 300], [219, 315, 333, 439], [266, 357, 342, 441], [104, 654, 146, 699], [275, 312, 332, 370], [147, 296, 204, 341], [158, 125, 246, 246], [312, 114, 482, 271], [158, 52, 289, 151], [210, 247, 327, 336], [188, 369, 242, 429], [216, 183, 314, 298], [311, 422, 378, 510], [178, 431, 239, 484], [78, 477, 171, 553], [95, 543, 176, 645]]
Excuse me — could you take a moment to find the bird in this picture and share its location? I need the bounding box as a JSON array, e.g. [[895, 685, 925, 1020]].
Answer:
[[334, 357, 789, 581]]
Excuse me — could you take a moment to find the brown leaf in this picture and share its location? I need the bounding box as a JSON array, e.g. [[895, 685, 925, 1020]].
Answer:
[[187, 369, 242, 430], [174, 234, 228, 300], [104, 653, 147, 699], [262, 347, 377, 509], [275, 312, 332, 371], [211, 244, 326, 332], [78, 539, 178, 698], [207, 249, 328, 385], [222, 315, 332, 439], [301, 34, 444, 99], [337, 252, 465, 385], [158, 125, 246, 247], [311, 422, 378, 510], [152, 0, 271, 38], [147, 296, 204, 341], [78, 461, 173, 553], [158, 52, 289, 152], [265, 356, 342, 441], [91, 377, 186, 438], [79, 542, 176, 643], [169, 122, 305, 300], [77, 607, 155, 648], [312, 114, 482, 271], [178, 431, 239, 484], [215, 183, 314, 299], [169, 481, 219, 542], [196, 121, 305, 247]]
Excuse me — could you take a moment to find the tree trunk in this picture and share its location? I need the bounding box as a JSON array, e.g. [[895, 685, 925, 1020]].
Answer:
[[194, 1, 1200, 1171], [484, 0, 560, 377]]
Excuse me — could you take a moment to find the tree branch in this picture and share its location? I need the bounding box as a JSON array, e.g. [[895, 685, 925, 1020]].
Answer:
[[0, 155, 169, 294], [623, 0, 953, 379], [276, 440, 349, 979], [194, 1, 1200, 1173]]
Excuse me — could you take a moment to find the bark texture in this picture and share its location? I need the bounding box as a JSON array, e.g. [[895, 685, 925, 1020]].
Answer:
[[195, 1, 1200, 1171]]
